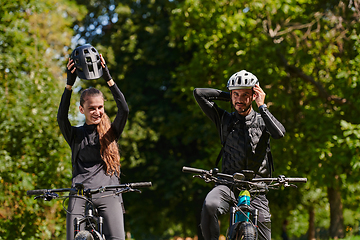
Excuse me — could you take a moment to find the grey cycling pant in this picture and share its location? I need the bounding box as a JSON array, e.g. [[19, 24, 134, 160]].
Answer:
[[66, 192, 125, 240], [200, 185, 271, 240]]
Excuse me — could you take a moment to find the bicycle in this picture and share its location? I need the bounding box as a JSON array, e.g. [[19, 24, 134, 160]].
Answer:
[[182, 166, 307, 240], [27, 181, 152, 240]]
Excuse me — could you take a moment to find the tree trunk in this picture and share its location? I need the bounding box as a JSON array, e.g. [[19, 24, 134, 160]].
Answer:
[[308, 206, 315, 240], [327, 186, 345, 239]]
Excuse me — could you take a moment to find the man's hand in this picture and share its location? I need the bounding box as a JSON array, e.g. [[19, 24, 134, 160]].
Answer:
[[253, 84, 266, 107]]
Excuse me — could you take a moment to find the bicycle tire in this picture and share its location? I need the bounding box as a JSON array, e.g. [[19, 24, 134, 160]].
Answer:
[[74, 230, 104, 240], [236, 222, 256, 240]]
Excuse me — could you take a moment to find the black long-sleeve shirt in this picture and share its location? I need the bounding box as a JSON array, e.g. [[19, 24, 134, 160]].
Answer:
[[194, 88, 285, 176], [57, 84, 129, 188]]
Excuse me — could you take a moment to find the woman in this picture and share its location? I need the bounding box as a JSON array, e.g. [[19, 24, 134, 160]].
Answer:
[[57, 53, 129, 240]]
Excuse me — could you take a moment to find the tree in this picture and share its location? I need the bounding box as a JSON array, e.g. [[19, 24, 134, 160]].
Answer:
[[169, 0, 360, 238], [70, 0, 360, 239], [71, 0, 213, 238], [0, 0, 85, 238]]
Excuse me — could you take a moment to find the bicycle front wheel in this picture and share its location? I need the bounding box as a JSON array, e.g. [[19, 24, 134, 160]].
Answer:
[[236, 222, 256, 240], [74, 230, 104, 240]]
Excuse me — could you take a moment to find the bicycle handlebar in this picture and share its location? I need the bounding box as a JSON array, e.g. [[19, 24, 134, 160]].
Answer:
[[182, 166, 307, 185], [182, 166, 207, 174], [27, 182, 152, 196], [251, 177, 307, 183], [27, 188, 75, 196], [125, 182, 152, 188], [182, 166, 234, 180]]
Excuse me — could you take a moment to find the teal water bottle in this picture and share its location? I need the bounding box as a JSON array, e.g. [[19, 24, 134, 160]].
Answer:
[[235, 190, 250, 222]]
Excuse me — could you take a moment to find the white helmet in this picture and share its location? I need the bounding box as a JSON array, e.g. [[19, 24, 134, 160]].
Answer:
[[227, 70, 259, 90]]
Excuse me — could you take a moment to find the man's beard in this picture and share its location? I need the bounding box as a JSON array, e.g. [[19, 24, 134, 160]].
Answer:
[[234, 102, 251, 114]]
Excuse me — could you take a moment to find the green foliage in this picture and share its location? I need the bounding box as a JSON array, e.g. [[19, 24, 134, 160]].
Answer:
[[0, 0, 85, 238], [1, 0, 360, 239], [72, 0, 360, 238], [169, 1, 360, 238]]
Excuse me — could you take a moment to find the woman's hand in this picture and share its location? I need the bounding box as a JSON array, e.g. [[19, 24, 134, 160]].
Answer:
[[66, 58, 77, 90], [100, 54, 114, 86]]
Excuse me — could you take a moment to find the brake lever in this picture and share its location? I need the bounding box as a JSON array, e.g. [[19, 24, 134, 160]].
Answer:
[[114, 187, 141, 195], [34, 192, 59, 201], [34, 195, 42, 200], [193, 174, 212, 183], [115, 186, 131, 194], [275, 175, 298, 188], [277, 175, 290, 187]]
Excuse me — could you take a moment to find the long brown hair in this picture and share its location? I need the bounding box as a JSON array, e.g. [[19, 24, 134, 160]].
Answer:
[[80, 88, 120, 176]]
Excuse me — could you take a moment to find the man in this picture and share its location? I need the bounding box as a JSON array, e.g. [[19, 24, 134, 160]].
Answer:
[[193, 70, 286, 240]]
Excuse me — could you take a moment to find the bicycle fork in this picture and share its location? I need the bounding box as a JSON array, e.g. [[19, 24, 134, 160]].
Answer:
[[73, 202, 104, 237], [227, 205, 259, 239], [230, 205, 259, 226]]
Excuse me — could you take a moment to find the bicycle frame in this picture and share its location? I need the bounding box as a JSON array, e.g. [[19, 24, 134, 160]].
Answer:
[[182, 166, 307, 240], [227, 197, 259, 240], [73, 194, 104, 238], [27, 182, 152, 240]]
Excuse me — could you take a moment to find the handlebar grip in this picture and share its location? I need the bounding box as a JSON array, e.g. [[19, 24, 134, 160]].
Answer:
[[130, 182, 152, 188], [182, 166, 206, 174], [287, 178, 307, 183], [27, 189, 48, 196]]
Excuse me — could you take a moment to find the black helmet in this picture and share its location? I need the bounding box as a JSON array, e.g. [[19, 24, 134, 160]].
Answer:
[[227, 70, 259, 90], [71, 45, 103, 80]]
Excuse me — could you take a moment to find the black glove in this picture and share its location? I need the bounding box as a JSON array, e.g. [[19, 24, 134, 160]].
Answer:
[[102, 64, 112, 82], [66, 65, 77, 86]]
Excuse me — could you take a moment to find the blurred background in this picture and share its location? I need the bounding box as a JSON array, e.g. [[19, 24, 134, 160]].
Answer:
[[1, 0, 360, 239]]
